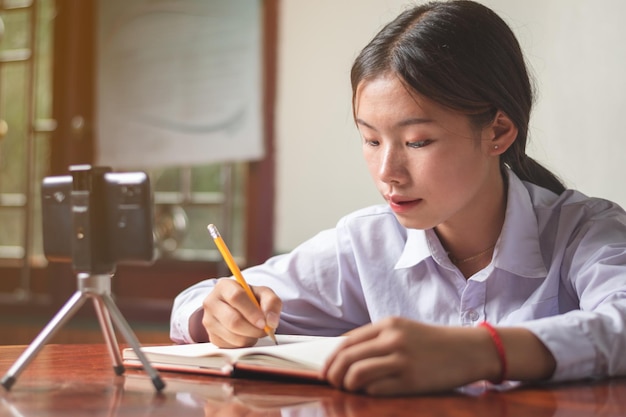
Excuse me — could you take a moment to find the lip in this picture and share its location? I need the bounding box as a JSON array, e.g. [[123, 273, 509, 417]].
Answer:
[[386, 195, 422, 214]]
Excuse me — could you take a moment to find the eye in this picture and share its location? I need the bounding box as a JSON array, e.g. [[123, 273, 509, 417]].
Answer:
[[363, 138, 380, 147], [407, 139, 433, 149]]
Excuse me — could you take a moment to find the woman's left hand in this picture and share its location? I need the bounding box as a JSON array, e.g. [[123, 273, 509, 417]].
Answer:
[[322, 317, 494, 396]]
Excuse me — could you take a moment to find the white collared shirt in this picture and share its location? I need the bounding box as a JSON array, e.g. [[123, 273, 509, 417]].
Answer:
[[170, 170, 626, 382]]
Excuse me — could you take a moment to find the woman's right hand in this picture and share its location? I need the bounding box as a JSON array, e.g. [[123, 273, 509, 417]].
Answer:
[[199, 278, 282, 348]]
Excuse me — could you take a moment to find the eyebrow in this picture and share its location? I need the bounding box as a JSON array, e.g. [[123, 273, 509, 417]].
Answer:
[[355, 117, 434, 131]]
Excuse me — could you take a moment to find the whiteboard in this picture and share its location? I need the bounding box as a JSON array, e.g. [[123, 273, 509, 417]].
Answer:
[[96, 0, 264, 168]]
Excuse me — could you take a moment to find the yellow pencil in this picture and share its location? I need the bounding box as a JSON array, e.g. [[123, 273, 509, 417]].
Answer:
[[207, 224, 278, 345]]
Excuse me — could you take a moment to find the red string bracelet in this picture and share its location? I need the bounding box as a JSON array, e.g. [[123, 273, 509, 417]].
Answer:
[[479, 321, 507, 384]]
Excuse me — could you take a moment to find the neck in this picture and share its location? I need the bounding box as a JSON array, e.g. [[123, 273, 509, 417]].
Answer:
[[448, 244, 496, 265], [436, 171, 507, 267]]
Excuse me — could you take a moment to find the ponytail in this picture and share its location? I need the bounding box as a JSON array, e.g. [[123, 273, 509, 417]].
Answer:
[[504, 153, 565, 195]]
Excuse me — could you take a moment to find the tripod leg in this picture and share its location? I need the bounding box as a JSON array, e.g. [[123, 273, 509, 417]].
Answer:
[[91, 296, 124, 375], [1, 291, 87, 391], [100, 294, 165, 392]]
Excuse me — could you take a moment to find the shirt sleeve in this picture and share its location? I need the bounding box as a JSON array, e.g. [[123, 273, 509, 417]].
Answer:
[[520, 201, 626, 381], [169, 278, 217, 344], [169, 221, 371, 344]]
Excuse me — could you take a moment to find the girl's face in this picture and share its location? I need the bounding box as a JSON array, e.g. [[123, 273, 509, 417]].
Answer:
[[355, 74, 502, 231]]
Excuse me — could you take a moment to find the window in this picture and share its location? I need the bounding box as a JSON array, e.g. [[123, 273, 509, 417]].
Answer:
[[151, 164, 246, 262], [0, 0, 277, 344], [0, 0, 54, 296]]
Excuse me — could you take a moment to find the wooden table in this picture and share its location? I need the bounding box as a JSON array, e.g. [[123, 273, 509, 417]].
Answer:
[[0, 344, 624, 416]]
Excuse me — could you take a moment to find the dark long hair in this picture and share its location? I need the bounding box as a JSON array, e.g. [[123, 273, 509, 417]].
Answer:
[[351, 0, 565, 194]]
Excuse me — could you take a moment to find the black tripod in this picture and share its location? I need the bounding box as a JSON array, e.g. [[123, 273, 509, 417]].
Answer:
[[0, 272, 165, 392]]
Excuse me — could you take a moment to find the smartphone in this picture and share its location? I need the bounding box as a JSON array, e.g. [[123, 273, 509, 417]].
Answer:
[[41, 175, 73, 262], [41, 168, 154, 268], [104, 171, 154, 262]]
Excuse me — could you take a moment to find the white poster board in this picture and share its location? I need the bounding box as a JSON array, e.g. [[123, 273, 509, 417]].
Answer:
[[96, 0, 263, 168]]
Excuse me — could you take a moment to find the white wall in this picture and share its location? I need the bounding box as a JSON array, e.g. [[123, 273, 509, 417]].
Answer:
[[275, 0, 626, 252]]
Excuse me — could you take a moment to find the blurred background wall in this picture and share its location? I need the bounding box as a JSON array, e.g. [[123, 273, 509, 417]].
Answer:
[[275, 0, 626, 252]]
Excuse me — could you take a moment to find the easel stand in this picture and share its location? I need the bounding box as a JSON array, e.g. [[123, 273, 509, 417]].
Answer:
[[0, 272, 165, 392]]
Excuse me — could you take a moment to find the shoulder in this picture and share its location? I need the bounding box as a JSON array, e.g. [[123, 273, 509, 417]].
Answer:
[[523, 180, 625, 220], [520, 180, 626, 248]]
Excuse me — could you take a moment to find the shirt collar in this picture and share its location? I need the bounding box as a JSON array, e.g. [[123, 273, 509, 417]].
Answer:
[[493, 170, 548, 278], [394, 228, 451, 269], [393, 170, 548, 278], [394, 229, 428, 269]]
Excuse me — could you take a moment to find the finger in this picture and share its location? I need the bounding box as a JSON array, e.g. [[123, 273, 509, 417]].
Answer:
[[204, 317, 260, 348], [203, 294, 265, 347], [341, 352, 404, 393], [203, 306, 257, 348], [253, 285, 282, 329], [323, 332, 391, 389], [357, 364, 436, 397], [338, 320, 388, 346], [322, 323, 383, 377], [218, 279, 269, 331]]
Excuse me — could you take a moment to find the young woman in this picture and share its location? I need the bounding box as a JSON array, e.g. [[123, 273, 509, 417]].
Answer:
[[170, 0, 626, 396]]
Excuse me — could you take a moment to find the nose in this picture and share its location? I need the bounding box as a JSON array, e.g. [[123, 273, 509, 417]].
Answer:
[[378, 145, 406, 185]]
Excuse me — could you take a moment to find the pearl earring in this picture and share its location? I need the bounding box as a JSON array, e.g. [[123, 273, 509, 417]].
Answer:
[[494, 145, 499, 150]]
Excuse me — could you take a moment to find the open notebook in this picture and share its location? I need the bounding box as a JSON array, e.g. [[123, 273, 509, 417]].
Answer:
[[122, 334, 345, 381]]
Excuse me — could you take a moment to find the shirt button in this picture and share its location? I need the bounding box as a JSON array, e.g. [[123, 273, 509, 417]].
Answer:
[[468, 310, 480, 322]]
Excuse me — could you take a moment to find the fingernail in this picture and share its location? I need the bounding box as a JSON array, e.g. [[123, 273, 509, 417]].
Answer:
[[255, 318, 266, 329], [266, 312, 280, 329]]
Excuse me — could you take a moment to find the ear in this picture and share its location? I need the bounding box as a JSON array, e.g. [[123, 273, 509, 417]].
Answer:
[[484, 111, 517, 156]]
